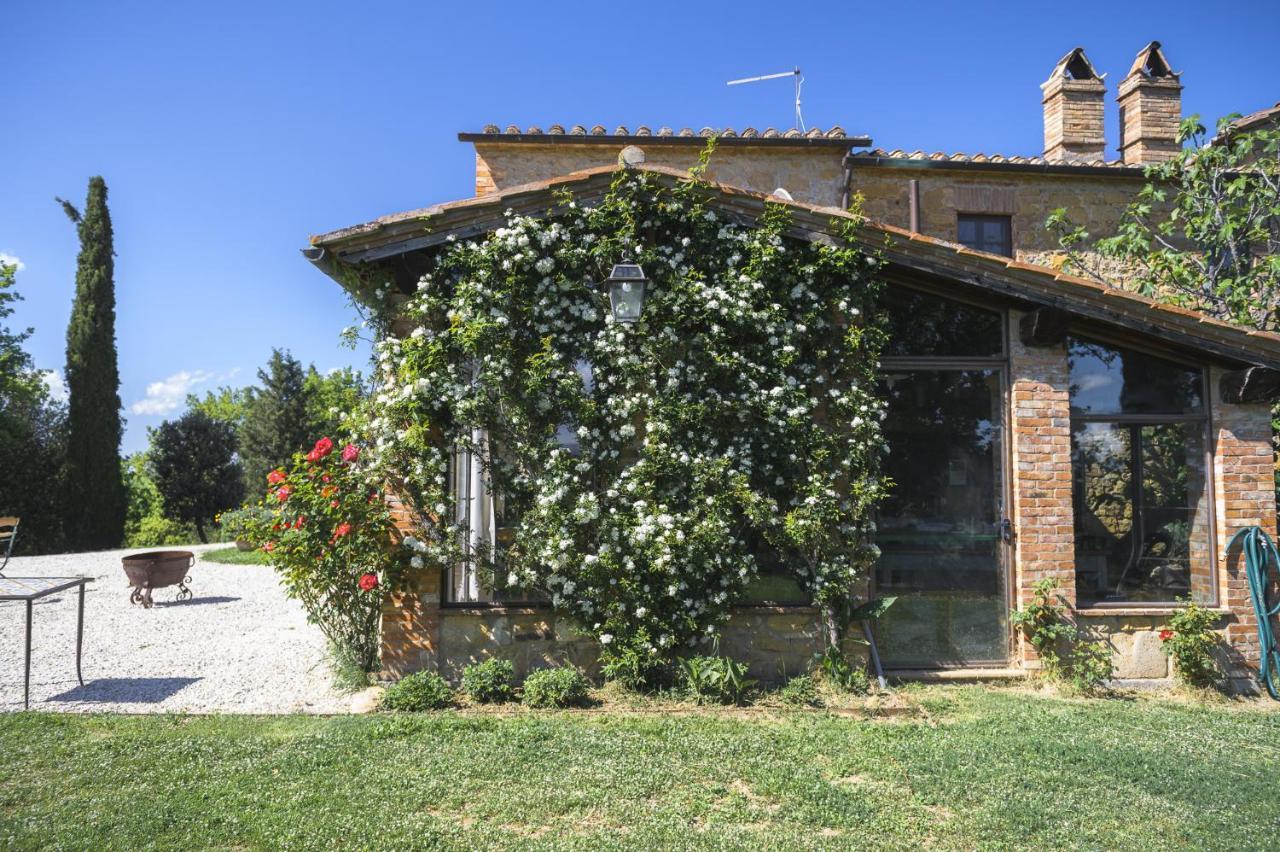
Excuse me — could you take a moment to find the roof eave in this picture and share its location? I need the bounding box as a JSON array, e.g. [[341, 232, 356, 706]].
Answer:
[[459, 132, 871, 148]]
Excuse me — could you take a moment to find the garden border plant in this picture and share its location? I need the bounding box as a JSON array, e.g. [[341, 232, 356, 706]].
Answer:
[[1011, 578, 1114, 694], [361, 149, 890, 687], [253, 437, 411, 673]]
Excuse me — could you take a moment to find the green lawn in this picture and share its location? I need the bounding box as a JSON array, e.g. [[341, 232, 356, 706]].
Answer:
[[200, 546, 269, 565], [1, 688, 1277, 850]]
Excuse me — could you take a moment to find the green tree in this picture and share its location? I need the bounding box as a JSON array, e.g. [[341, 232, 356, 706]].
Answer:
[[57, 177, 126, 550], [186, 386, 255, 431], [148, 411, 244, 543], [1048, 116, 1279, 326], [239, 349, 314, 493], [304, 365, 367, 439], [0, 263, 68, 553]]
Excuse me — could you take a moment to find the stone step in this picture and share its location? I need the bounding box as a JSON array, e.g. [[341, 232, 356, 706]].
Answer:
[[884, 667, 1027, 683]]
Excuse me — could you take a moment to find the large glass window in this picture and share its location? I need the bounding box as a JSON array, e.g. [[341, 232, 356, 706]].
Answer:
[[1068, 338, 1213, 605], [882, 287, 1004, 358]]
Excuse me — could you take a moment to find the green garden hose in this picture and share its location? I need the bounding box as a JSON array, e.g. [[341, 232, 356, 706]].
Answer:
[[1229, 526, 1280, 700]]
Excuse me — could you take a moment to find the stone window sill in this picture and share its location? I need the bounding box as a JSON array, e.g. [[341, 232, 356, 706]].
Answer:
[[1074, 606, 1231, 618]]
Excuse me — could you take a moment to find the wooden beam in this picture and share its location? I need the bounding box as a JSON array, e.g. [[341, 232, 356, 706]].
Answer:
[[1018, 307, 1072, 347], [1220, 366, 1280, 404]]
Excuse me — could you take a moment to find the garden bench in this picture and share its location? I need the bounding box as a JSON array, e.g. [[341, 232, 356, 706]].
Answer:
[[0, 517, 17, 575]]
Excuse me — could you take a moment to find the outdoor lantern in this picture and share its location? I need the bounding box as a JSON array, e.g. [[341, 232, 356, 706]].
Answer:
[[605, 261, 648, 324]]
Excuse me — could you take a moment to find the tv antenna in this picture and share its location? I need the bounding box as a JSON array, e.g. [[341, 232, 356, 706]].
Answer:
[[726, 67, 805, 131]]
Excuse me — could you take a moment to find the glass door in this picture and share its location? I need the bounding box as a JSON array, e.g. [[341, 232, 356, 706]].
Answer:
[[872, 368, 1009, 667]]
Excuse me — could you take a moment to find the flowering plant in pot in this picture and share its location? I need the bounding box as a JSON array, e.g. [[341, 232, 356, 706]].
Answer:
[[258, 437, 409, 672]]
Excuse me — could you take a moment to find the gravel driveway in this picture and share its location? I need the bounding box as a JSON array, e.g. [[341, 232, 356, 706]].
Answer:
[[0, 546, 347, 714]]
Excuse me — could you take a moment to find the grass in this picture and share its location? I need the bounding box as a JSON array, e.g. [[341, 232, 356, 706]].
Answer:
[[200, 546, 269, 565], [1, 687, 1278, 850]]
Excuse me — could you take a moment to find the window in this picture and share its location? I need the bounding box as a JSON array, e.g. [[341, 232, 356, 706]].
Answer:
[[449, 430, 528, 603], [449, 359, 594, 604], [957, 214, 1012, 257], [1068, 338, 1213, 605], [881, 286, 1004, 358]]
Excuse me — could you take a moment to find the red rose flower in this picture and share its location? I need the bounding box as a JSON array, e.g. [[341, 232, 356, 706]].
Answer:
[[330, 500, 339, 509], [263, 541, 275, 553], [276, 486, 292, 502], [267, 469, 286, 485], [342, 444, 360, 463], [333, 522, 353, 538], [1159, 629, 1174, 642], [358, 573, 379, 592], [294, 516, 306, 529], [313, 437, 334, 458]]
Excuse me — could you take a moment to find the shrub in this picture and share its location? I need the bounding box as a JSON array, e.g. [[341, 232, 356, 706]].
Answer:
[[1068, 638, 1114, 695], [522, 667, 592, 709], [779, 674, 820, 707], [1010, 578, 1075, 677], [257, 437, 409, 672], [217, 505, 271, 546], [679, 649, 756, 705], [381, 671, 453, 711], [1161, 600, 1223, 689], [814, 647, 870, 695], [462, 658, 515, 704]]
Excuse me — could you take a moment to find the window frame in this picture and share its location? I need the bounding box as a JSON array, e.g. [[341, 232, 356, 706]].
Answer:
[[956, 213, 1013, 258], [1066, 334, 1219, 609]]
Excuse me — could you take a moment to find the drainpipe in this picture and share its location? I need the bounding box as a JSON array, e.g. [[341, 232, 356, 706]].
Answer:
[[908, 179, 921, 232], [840, 152, 854, 210]]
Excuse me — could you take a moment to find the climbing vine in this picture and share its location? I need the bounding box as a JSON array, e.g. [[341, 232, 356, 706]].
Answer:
[[363, 166, 889, 682]]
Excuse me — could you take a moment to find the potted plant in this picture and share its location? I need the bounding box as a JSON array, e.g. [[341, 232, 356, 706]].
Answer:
[[218, 505, 271, 551]]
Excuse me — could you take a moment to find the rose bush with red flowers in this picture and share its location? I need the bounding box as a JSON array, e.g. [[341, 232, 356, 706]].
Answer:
[[256, 436, 409, 673], [1159, 600, 1223, 689]]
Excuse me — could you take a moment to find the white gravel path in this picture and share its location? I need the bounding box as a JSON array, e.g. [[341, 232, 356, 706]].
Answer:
[[0, 546, 348, 714]]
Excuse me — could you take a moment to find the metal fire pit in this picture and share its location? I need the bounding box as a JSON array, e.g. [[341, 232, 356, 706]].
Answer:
[[122, 550, 194, 608]]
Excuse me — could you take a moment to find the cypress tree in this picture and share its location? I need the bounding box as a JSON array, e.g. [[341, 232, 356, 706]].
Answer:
[[239, 349, 315, 494], [57, 176, 126, 550]]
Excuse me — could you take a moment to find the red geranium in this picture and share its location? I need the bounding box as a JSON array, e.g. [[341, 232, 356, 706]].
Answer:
[[267, 469, 287, 485], [1159, 629, 1174, 642], [342, 444, 360, 463], [306, 437, 335, 463], [358, 573, 379, 592]]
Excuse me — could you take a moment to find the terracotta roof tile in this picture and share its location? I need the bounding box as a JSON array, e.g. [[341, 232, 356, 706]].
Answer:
[[852, 148, 1134, 169], [473, 124, 854, 140]]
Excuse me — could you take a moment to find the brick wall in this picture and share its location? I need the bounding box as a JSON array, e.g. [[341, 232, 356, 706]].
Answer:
[[1210, 366, 1277, 680], [1007, 314, 1076, 665]]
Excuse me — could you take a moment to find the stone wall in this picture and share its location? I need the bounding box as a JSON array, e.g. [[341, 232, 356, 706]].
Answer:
[[475, 142, 848, 208], [851, 164, 1144, 263], [423, 605, 841, 685]]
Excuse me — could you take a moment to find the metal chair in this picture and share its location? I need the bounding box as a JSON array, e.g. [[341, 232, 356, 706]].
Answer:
[[0, 517, 18, 576]]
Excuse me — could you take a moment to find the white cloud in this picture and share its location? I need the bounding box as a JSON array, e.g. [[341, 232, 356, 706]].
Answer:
[[130, 370, 215, 416], [42, 370, 67, 403], [0, 252, 24, 272]]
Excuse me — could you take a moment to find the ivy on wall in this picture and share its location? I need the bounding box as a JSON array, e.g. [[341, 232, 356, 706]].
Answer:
[[363, 165, 889, 683]]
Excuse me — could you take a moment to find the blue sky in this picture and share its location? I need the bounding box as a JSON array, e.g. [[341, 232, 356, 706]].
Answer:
[[2, 0, 1276, 453]]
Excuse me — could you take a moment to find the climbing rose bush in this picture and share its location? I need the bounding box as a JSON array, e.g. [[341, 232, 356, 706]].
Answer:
[[359, 164, 889, 683], [256, 436, 409, 672]]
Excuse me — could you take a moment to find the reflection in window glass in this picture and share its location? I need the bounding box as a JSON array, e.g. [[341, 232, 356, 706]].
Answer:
[[882, 287, 1004, 358], [1072, 422, 1211, 604], [1067, 338, 1203, 415]]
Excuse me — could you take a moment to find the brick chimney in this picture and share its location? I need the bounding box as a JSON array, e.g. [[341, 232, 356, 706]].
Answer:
[[1117, 41, 1183, 164], [1041, 47, 1107, 163]]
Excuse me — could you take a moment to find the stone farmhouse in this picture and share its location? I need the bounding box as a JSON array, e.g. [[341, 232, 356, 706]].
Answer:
[[306, 42, 1280, 689]]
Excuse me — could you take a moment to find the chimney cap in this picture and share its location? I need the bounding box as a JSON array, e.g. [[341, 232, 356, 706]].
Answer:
[[1126, 41, 1180, 80], [1046, 47, 1105, 83]]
